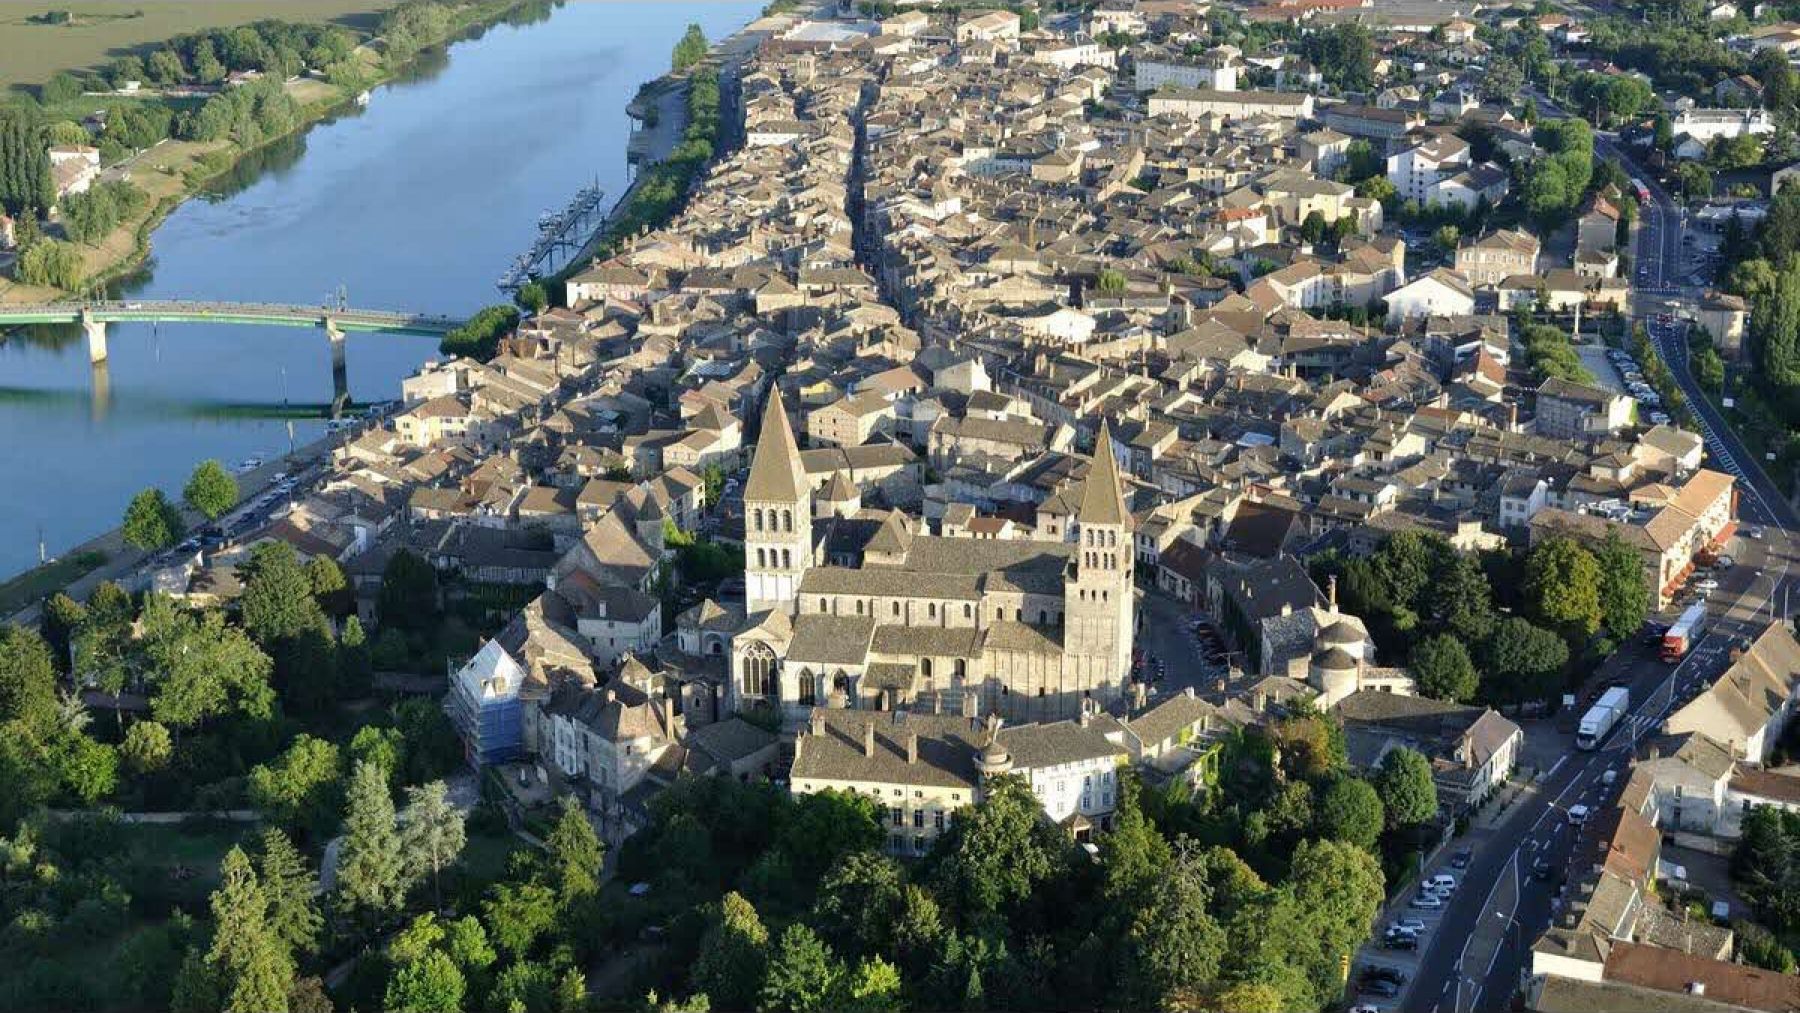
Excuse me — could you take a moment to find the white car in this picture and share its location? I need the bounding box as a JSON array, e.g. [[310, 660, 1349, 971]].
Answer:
[[1427, 873, 1458, 894], [1409, 892, 1444, 910], [1567, 804, 1591, 826], [1392, 917, 1427, 935], [1695, 578, 1719, 591]]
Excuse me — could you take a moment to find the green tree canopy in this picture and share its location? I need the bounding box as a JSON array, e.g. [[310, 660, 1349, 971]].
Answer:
[[672, 23, 709, 70], [248, 734, 343, 836], [1595, 530, 1650, 641], [929, 773, 1068, 918], [0, 626, 58, 732], [1525, 536, 1603, 636], [122, 488, 186, 551], [759, 923, 844, 1013], [694, 891, 770, 1010], [1409, 634, 1479, 703], [1314, 775, 1384, 850], [239, 541, 325, 645], [378, 549, 440, 632], [1482, 616, 1569, 704], [334, 759, 410, 931], [1374, 747, 1439, 829]]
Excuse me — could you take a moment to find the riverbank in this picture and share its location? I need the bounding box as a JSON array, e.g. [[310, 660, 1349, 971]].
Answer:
[[550, 5, 804, 284], [0, 0, 547, 305]]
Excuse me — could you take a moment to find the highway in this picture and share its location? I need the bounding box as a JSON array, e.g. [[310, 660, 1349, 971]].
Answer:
[[1377, 92, 1800, 1013]]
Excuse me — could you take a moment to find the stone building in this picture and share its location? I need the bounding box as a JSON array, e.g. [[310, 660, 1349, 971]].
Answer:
[[732, 389, 1137, 726]]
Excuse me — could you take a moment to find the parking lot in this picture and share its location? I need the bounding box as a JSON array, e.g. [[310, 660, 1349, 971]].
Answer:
[[1348, 847, 1474, 1011]]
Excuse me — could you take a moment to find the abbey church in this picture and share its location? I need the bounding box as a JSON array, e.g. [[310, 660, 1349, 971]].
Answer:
[[729, 389, 1137, 726]]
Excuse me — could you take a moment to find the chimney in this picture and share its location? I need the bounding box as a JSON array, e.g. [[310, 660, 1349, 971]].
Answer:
[[906, 731, 919, 764], [1213, 677, 1227, 694], [794, 736, 805, 764], [1253, 690, 1268, 713], [933, 693, 944, 715], [1328, 574, 1339, 612], [1507, 401, 1518, 431], [604, 688, 617, 704], [1648, 742, 1660, 761], [863, 721, 876, 758], [962, 689, 979, 718], [810, 710, 825, 737], [1079, 701, 1092, 727]]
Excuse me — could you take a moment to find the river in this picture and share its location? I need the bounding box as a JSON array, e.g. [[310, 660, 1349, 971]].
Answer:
[[0, 0, 762, 576]]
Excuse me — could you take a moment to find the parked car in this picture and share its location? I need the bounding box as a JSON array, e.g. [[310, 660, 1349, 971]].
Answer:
[[1409, 892, 1444, 910], [1695, 578, 1719, 591], [1381, 933, 1419, 951], [1427, 873, 1458, 894], [1450, 849, 1472, 870], [1391, 918, 1427, 935], [1361, 980, 1400, 998]]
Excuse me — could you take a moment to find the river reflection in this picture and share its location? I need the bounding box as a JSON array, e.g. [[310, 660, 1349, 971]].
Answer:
[[0, 0, 761, 574]]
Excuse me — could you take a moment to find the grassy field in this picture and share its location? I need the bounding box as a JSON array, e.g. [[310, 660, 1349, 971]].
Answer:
[[0, 2, 405, 92], [0, 548, 105, 614]]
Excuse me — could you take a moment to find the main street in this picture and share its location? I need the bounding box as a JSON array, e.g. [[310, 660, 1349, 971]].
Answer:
[[1385, 91, 1800, 1013]]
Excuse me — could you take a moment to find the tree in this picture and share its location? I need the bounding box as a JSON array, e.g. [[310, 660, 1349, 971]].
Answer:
[[240, 541, 325, 645], [482, 880, 557, 959], [335, 759, 409, 930], [305, 556, 350, 616], [385, 951, 465, 1013], [514, 281, 548, 313], [1119, 840, 1227, 1009], [378, 549, 440, 632], [544, 795, 603, 908], [257, 829, 322, 957], [759, 923, 844, 1013], [1755, 264, 1800, 388], [672, 23, 709, 71], [1284, 839, 1386, 997], [40, 72, 84, 104], [249, 735, 342, 835], [1374, 747, 1439, 829], [693, 892, 769, 1011], [1433, 224, 1461, 256], [1431, 553, 1495, 643], [776, 786, 881, 877], [1482, 617, 1569, 703], [1410, 634, 1479, 703], [0, 107, 53, 217], [400, 780, 466, 912], [1095, 268, 1128, 293], [1692, 343, 1726, 393], [140, 603, 275, 729], [841, 957, 903, 1012], [1595, 530, 1650, 641], [49, 729, 117, 802], [0, 626, 58, 732], [206, 846, 295, 1013], [1314, 775, 1384, 850], [1526, 536, 1603, 636], [122, 488, 185, 550], [121, 719, 173, 774], [929, 773, 1066, 917]]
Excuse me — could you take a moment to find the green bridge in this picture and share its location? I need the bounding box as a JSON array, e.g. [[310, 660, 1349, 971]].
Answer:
[[0, 299, 466, 363]]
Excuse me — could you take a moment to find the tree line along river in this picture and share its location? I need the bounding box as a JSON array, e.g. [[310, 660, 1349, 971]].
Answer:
[[0, 0, 763, 578]]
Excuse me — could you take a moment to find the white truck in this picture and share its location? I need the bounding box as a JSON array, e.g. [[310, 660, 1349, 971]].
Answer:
[[1576, 686, 1630, 750]]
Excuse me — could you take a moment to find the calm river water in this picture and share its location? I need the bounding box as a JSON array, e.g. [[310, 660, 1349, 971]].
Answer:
[[0, 0, 760, 575]]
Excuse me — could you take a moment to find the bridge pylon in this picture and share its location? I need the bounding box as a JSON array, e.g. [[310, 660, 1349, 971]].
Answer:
[[80, 309, 107, 364]]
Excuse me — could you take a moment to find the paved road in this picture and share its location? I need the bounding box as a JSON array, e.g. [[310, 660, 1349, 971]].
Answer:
[[1385, 92, 1800, 1013]]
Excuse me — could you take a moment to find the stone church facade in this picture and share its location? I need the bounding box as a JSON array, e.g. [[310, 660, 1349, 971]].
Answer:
[[730, 389, 1137, 726]]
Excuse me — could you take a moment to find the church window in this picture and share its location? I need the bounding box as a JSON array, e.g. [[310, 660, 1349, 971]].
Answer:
[[963, 603, 972, 619], [756, 548, 766, 567], [782, 549, 791, 568], [1038, 610, 1048, 625], [798, 668, 817, 706], [928, 602, 938, 618], [1102, 590, 1109, 602], [856, 599, 865, 615], [783, 509, 793, 532], [954, 659, 967, 680], [753, 508, 763, 531], [820, 597, 828, 611], [893, 601, 901, 616], [741, 642, 777, 699], [921, 658, 934, 678]]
